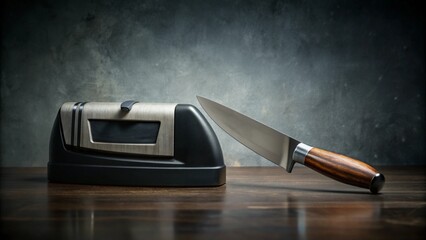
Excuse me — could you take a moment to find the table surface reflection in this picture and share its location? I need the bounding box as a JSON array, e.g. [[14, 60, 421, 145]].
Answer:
[[1, 167, 425, 239]]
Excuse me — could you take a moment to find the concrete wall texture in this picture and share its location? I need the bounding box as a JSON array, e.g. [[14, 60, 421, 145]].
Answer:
[[1, 0, 424, 166]]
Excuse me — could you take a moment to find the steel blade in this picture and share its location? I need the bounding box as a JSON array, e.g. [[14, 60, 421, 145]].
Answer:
[[197, 96, 299, 172]]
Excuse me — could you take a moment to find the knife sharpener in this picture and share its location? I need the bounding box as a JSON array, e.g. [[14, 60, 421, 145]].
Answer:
[[48, 101, 226, 186]]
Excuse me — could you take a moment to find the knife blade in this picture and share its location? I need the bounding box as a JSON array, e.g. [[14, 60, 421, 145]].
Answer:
[[197, 96, 385, 193]]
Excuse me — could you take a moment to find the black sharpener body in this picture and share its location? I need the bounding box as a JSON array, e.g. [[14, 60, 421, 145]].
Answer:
[[48, 102, 226, 186]]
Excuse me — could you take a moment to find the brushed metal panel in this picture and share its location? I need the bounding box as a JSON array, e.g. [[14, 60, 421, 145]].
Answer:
[[60, 102, 177, 156]]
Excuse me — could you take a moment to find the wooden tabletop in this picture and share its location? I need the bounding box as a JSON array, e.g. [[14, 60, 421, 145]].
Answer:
[[1, 167, 425, 239]]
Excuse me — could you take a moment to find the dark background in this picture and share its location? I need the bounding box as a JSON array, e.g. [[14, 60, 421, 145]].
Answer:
[[1, 0, 424, 167]]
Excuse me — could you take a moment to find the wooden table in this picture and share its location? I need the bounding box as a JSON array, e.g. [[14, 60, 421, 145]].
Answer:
[[1, 167, 425, 239]]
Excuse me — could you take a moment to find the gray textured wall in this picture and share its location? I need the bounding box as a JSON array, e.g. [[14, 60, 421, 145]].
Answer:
[[1, 0, 424, 167]]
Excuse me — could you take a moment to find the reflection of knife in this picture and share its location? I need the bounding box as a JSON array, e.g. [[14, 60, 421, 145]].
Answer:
[[197, 96, 385, 193]]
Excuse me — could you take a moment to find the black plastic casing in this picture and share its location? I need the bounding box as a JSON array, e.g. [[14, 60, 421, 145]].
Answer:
[[48, 104, 226, 186]]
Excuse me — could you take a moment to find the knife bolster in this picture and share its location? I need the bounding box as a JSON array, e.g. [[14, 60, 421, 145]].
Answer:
[[293, 143, 313, 164]]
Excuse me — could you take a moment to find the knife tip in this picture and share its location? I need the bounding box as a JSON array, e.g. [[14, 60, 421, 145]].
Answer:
[[196, 95, 207, 103]]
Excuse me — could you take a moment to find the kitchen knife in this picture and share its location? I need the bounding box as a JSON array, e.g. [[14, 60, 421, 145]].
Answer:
[[197, 96, 385, 193]]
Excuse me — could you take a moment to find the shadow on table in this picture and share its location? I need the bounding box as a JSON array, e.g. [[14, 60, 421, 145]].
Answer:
[[24, 176, 47, 183], [232, 182, 374, 195]]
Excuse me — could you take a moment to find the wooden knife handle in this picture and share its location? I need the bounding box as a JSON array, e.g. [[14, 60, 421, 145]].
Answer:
[[299, 146, 385, 193]]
